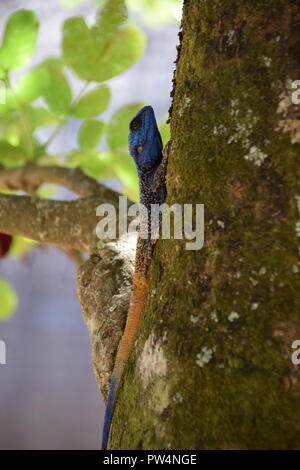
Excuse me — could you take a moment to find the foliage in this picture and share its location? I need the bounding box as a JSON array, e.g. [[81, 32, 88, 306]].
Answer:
[[60, 0, 183, 27], [71, 86, 111, 118], [126, 0, 182, 26], [0, 10, 38, 72]]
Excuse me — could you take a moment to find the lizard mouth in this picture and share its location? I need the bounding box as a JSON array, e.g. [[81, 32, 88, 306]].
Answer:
[[139, 162, 154, 171]]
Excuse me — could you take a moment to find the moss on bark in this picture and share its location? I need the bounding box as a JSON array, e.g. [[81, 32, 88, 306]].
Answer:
[[110, 0, 300, 449]]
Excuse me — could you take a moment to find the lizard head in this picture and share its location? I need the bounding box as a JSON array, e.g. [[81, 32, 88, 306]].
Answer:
[[128, 105, 163, 171]]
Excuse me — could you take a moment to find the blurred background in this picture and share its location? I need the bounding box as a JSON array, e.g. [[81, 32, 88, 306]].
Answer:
[[0, 0, 181, 449]]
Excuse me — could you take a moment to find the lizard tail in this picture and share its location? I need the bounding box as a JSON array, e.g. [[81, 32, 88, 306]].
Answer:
[[102, 373, 119, 450], [101, 269, 149, 450]]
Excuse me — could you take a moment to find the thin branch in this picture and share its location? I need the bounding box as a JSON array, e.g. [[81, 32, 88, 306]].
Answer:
[[0, 164, 116, 199]]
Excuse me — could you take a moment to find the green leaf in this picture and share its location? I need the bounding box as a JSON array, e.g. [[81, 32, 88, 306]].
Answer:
[[18, 133, 40, 158], [0, 109, 45, 155], [127, 0, 182, 27], [0, 89, 17, 115], [0, 280, 18, 320], [0, 141, 27, 167], [0, 64, 6, 80], [78, 120, 105, 150], [93, 25, 146, 83], [63, 1, 127, 81], [68, 150, 114, 178], [71, 86, 110, 119], [107, 103, 143, 151], [9, 237, 36, 259], [60, 0, 84, 6], [159, 120, 170, 144], [63, 2, 145, 82], [25, 106, 61, 129], [112, 151, 138, 198], [40, 59, 72, 114], [36, 185, 58, 199], [62, 17, 94, 82], [0, 10, 39, 71], [91, 0, 127, 53], [16, 68, 50, 103], [0, 114, 22, 146]]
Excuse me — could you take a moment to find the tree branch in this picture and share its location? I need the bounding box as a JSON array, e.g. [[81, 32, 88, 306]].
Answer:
[[0, 193, 114, 252], [77, 236, 136, 398], [0, 164, 114, 198], [0, 162, 134, 253]]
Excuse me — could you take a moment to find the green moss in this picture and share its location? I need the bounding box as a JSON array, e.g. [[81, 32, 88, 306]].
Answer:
[[110, 0, 300, 450]]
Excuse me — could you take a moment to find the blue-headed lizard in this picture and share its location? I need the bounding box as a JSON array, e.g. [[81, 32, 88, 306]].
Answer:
[[102, 105, 168, 450]]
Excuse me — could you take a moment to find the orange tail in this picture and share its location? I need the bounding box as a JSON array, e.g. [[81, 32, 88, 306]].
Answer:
[[114, 270, 149, 376], [102, 240, 151, 449]]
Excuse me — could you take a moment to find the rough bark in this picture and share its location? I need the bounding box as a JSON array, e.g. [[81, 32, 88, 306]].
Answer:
[[109, 0, 300, 450], [0, 164, 131, 252], [0, 163, 136, 397], [0, 193, 104, 252], [77, 236, 136, 399]]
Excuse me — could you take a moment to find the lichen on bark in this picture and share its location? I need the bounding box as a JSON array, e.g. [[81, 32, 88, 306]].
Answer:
[[110, 0, 300, 450], [77, 237, 136, 399]]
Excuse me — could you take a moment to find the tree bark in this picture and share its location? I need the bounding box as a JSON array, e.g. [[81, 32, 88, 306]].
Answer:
[[109, 0, 300, 450]]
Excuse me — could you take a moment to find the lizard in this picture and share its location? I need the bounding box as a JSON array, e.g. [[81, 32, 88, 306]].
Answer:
[[102, 105, 169, 450]]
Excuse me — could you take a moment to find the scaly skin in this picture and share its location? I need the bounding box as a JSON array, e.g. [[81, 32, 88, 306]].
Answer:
[[102, 106, 168, 450]]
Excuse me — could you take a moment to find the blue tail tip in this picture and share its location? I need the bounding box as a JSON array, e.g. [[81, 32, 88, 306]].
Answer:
[[102, 375, 118, 450]]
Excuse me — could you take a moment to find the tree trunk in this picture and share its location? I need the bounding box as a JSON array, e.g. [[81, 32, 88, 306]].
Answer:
[[110, 0, 300, 449]]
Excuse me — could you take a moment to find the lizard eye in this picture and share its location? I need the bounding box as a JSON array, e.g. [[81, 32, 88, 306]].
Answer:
[[130, 117, 142, 131]]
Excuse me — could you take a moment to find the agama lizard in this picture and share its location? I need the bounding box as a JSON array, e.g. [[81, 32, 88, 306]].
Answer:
[[102, 105, 168, 450]]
